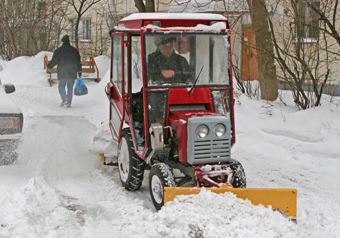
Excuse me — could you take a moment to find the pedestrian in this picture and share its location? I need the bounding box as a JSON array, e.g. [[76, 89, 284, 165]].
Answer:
[[147, 35, 193, 85], [47, 35, 82, 108]]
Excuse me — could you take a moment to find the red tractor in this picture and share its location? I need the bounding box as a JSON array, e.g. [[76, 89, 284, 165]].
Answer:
[[105, 13, 296, 218]]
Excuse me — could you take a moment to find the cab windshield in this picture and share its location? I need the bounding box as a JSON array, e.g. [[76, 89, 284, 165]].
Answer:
[[144, 32, 230, 87]]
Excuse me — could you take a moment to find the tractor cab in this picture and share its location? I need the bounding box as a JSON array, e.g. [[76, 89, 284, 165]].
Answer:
[[107, 13, 234, 157], [106, 13, 297, 218]]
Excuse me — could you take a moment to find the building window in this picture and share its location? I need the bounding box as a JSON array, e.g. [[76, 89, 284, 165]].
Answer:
[[80, 19, 91, 41], [69, 19, 91, 41], [297, 0, 320, 40], [69, 19, 76, 41]]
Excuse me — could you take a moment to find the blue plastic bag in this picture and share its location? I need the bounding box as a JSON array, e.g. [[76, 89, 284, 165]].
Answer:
[[74, 76, 88, 96]]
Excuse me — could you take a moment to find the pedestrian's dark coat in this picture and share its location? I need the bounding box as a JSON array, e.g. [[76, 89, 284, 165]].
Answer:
[[48, 42, 82, 80]]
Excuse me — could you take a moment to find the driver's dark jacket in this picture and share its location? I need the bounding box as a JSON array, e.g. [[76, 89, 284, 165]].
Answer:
[[47, 42, 82, 80], [147, 50, 193, 84]]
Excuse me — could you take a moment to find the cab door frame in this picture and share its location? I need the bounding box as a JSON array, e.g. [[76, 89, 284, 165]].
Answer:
[[108, 32, 126, 142]]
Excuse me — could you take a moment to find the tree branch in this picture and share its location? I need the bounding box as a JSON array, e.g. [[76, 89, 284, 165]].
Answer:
[[307, 0, 340, 47]]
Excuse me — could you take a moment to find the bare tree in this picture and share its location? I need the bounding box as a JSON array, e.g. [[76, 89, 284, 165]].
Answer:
[[101, 0, 119, 30], [45, 0, 70, 51], [65, 0, 101, 50], [0, 0, 68, 59], [0, 0, 19, 58], [267, 0, 337, 109]]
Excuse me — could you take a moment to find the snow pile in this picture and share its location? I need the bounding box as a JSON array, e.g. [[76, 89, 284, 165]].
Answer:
[[91, 122, 118, 157], [73, 173, 299, 238], [0, 52, 51, 86], [146, 190, 297, 238], [0, 52, 339, 237], [0, 177, 84, 237], [235, 94, 340, 163]]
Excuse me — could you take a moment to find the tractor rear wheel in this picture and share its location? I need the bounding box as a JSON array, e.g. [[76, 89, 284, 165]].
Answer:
[[149, 163, 176, 210], [118, 129, 144, 191]]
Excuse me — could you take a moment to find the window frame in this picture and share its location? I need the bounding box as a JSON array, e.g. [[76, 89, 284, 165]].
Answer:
[[296, 0, 320, 42], [79, 18, 91, 42], [68, 18, 92, 42], [143, 31, 231, 88]]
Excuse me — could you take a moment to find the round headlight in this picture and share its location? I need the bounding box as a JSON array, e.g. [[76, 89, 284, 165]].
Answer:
[[213, 124, 226, 137], [196, 124, 209, 138]]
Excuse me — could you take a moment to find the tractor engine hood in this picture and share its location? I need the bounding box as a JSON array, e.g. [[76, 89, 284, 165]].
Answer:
[[169, 109, 225, 134], [169, 110, 223, 122], [168, 110, 231, 164]]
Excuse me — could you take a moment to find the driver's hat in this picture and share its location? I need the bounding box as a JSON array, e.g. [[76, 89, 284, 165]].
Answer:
[[154, 35, 176, 46]]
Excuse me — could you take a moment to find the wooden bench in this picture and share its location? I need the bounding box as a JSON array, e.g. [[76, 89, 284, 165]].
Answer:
[[44, 55, 100, 87]]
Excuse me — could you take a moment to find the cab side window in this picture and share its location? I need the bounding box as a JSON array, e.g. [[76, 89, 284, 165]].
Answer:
[[131, 35, 143, 93], [112, 35, 123, 95]]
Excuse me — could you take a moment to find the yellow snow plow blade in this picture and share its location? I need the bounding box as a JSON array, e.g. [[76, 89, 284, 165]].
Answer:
[[164, 187, 297, 218]]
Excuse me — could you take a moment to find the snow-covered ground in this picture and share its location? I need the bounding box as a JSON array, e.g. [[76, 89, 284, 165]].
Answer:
[[0, 53, 339, 237]]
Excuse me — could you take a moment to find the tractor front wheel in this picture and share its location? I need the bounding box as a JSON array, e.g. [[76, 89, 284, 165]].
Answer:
[[230, 160, 247, 188], [149, 163, 176, 210], [118, 130, 144, 191]]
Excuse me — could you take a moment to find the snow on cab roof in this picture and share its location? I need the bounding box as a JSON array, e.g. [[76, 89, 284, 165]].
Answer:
[[120, 13, 227, 21]]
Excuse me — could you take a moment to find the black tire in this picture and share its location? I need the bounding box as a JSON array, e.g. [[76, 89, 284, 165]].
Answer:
[[117, 129, 144, 191], [149, 163, 176, 211], [230, 159, 247, 188]]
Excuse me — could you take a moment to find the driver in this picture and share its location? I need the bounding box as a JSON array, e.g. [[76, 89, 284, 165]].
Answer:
[[147, 35, 193, 84]]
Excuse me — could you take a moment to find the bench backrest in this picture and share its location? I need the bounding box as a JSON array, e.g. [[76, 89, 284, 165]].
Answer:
[[44, 55, 100, 86]]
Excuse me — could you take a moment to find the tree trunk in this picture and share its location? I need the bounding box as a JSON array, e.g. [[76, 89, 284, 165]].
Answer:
[[134, 0, 155, 12], [75, 14, 81, 50], [246, 0, 278, 101], [146, 0, 155, 12], [134, 0, 146, 12]]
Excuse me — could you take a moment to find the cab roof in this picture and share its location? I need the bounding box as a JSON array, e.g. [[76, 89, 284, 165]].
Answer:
[[113, 13, 229, 32]]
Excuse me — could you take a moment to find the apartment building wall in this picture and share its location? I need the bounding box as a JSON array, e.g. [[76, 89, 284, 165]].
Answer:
[[60, 0, 177, 59], [268, 0, 340, 86]]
